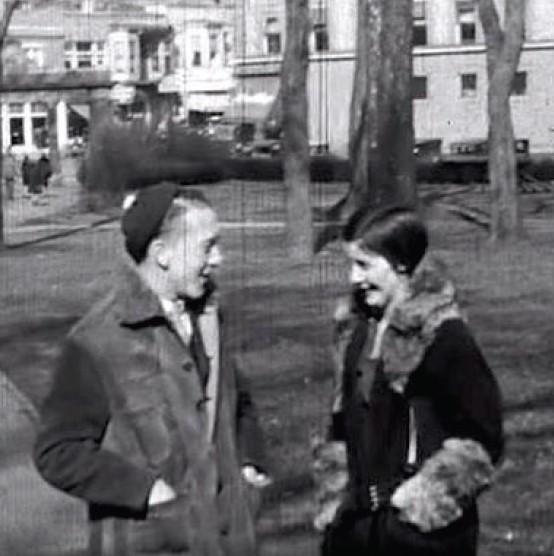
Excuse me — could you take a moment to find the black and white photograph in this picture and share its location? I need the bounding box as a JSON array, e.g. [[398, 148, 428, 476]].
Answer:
[[0, 0, 550, 555]]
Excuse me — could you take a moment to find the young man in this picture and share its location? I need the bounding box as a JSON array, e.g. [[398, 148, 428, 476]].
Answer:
[[34, 182, 269, 556]]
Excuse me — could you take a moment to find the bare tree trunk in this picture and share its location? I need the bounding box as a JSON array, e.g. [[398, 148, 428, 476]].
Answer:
[[478, 0, 524, 242], [351, 0, 415, 210], [316, 0, 416, 250], [282, 0, 313, 260], [0, 0, 22, 248], [0, 52, 4, 247], [346, 0, 375, 216], [47, 101, 61, 174]]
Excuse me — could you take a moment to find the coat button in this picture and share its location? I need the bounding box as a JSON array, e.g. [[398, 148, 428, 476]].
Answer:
[[182, 361, 194, 372]]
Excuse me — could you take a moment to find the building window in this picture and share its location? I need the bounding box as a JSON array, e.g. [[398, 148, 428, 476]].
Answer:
[[266, 33, 281, 54], [8, 103, 24, 146], [163, 40, 172, 74], [151, 50, 160, 73], [64, 40, 105, 70], [314, 23, 329, 52], [310, 5, 328, 52], [150, 40, 172, 75], [192, 35, 202, 67], [208, 30, 219, 62], [265, 17, 281, 54], [413, 1, 427, 46], [412, 76, 427, 99], [129, 37, 137, 75], [64, 0, 83, 10], [94, 0, 109, 11], [223, 31, 232, 65], [31, 102, 48, 148], [461, 73, 477, 97], [21, 43, 44, 71], [511, 71, 527, 96], [456, 0, 476, 45], [10, 118, 24, 146]]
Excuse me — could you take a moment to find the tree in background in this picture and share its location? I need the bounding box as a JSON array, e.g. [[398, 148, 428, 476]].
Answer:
[[315, 0, 416, 251], [2, 39, 29, 75], [281, 0, 313, 260], [478, 0, 525, 242], [0, 0, 24, 248], [47, 100, 61, 175]]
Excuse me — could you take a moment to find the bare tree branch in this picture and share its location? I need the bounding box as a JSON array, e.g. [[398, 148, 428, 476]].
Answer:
[[477, 0, 503, 69], [1, 0, 21, 46], [477, 0, 525, 242], [502, 0, 525, 71]]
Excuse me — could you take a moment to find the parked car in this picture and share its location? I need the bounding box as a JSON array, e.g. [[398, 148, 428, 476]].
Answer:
[[204, 117, 282, 158]]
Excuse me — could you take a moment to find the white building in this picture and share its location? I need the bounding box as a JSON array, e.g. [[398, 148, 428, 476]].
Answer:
[[234, 0, 554, 156]]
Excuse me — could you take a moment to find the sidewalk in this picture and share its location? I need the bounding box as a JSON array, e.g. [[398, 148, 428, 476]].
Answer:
[[3, 164, 115, 246], [0, 372, 87, 556]]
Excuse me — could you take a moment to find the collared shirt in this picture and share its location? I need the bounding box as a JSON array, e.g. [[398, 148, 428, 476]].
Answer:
[[159, 296, 194, 345]]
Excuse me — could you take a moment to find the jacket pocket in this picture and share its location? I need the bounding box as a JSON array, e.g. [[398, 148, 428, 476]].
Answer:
[[122, 407, 172, 470]]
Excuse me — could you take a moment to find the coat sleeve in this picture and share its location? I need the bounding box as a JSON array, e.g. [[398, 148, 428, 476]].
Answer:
[[33, 338, 156, 518], [424, 320, 504, 464]]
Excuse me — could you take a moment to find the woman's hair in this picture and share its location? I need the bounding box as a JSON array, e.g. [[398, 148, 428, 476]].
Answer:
[[343, 205, 428, 275]]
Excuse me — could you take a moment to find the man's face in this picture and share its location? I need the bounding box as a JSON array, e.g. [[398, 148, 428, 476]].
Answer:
[[165, 206, 222, 300], [344, 241, 404, 310]]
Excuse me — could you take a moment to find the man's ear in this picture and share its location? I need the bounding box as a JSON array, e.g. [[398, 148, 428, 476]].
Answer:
[[150, 238, 170, 270]]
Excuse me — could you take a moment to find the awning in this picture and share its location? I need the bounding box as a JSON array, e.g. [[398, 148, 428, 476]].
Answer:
[[187, 92, 231, 112], [226, 93, 275, 120], [69, 104, 90, 121]]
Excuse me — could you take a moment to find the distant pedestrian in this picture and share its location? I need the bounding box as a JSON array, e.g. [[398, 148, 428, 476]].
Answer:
[[28, 160, 43, 195], [3, 146, 17, 201], [37, 154, 52, 190], [21, 155, 31, 194]]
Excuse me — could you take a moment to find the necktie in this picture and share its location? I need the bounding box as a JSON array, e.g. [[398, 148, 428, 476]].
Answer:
[[189, 312, 210, 390]]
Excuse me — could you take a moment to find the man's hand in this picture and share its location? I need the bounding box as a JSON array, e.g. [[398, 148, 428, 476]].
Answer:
[[242, 465, 272, 488], [148, 478, 177, 507]]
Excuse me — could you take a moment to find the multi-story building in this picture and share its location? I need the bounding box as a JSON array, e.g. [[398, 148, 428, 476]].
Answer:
[[1, 0, 175, 155], [234, 0, 554, 157], [165, 0, 236, 125], [0, 0, 237, 155]]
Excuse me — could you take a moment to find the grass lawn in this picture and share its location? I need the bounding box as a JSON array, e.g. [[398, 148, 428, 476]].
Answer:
[[1, 180, 554, 555]]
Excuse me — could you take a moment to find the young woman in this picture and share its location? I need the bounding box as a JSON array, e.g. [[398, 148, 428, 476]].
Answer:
[[321, 206, 504, 556]]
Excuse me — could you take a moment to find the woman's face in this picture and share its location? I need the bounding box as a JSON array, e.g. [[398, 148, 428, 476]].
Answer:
[[344, 241, 406, 310]]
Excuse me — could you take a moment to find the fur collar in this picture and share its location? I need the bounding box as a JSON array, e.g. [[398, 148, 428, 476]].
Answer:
[[374, 255, 464, 393]]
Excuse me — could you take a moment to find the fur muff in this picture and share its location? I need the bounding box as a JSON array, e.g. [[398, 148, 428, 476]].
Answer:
[[311, 437, 348, 532], [390, 438, 495, 532]]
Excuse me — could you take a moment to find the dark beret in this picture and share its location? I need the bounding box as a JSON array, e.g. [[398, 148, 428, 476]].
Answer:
[[121, 181, 179, 262]]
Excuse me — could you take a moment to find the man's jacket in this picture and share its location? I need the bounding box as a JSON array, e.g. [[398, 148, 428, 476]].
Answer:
[[34, 261, 265, 556]]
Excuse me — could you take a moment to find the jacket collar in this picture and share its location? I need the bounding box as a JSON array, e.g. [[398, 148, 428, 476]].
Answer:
[[113, 259, 166, 326], [377, 255, 463, 394], [387, 255, 461, 336], [112, 258, 219, 327]]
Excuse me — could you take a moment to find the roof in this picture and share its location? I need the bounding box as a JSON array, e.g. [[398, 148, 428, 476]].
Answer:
[[0, 71, 113, 92]]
